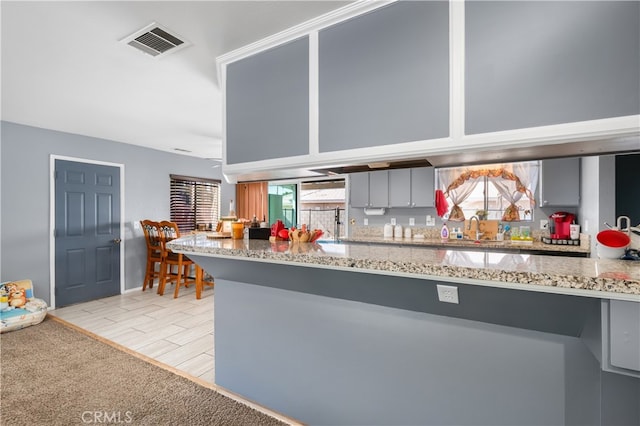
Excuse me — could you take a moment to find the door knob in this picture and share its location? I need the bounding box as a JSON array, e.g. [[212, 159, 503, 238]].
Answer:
[[113, 238, 122, 244]]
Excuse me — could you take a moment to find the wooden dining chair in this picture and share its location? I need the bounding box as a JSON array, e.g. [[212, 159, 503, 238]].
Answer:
[[140, 220, 163, 291], [157, 221, 196, 298]]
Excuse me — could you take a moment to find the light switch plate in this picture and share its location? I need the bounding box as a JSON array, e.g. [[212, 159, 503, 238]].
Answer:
[[409, 217, 415, 226], [390, 218, 396, 225], [364, 218, 368, 226]]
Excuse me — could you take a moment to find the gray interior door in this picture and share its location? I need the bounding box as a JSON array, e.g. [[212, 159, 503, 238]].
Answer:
[[55, 160, 121, 307]]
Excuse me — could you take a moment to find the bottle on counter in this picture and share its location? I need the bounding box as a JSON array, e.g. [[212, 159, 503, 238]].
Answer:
[[404, 227, 412, 239], [440, 223, 449, 240]]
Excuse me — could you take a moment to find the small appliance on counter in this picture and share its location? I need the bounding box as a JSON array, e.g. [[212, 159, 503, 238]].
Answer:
[[542, 211, 580, 245]]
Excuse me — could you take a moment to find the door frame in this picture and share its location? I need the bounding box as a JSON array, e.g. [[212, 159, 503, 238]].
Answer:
[[49, 155, 125, 309]]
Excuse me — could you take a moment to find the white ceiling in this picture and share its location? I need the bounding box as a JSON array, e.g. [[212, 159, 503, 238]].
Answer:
[[1, 0, 350, 160]]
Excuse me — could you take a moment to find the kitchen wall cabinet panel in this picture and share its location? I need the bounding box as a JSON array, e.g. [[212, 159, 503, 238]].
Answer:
[[226, 37, 309, 165], [465, 1, 640, 135], [389, 169, 412, 208], [368, 171, 389, 208], [539, 158, 580, 207], [389, 167, 435, 208], [318, 0, 449, 153], [350, 171, 389, 208], [218, 1, 638, 183], [410, 167, 435, 208], [349, 172, 370, 208]]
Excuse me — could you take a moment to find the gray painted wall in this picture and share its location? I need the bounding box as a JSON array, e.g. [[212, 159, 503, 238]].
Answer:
[[0, 121, 234, 305]]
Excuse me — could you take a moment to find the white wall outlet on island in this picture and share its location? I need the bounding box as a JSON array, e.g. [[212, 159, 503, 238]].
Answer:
[[390, 218, 396, 225], [436, 285, 459, 304], [409, 217, 415, 226], [540, 219, 548, 230], [364, 218, 368, 226]]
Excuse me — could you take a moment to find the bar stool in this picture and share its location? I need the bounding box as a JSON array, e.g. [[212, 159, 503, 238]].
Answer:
[[157, 221, 196, 298], [195, 266, 215, 299], [140, 220, 162, 291]]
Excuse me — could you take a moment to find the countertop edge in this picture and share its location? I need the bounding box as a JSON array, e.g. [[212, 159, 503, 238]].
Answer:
[[174, 246, 640, 303]]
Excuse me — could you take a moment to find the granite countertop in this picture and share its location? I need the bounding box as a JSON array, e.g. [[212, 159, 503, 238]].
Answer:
[[341, 235, 591, 255], [168, 234, 640, 302]]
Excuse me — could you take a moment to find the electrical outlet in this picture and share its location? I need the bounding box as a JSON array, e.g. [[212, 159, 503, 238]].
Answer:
[[390, 218, 396, 225], [409, 217, 415, 226], [436, 285, 459, 304], [364, 218, 368, 226], [426, 215, 435, 227], [540, 219, 548, 230], [134, 221, 140, 230]]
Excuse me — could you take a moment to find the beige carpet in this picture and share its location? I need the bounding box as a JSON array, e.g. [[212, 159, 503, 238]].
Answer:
[[0, 316, 290, 426]]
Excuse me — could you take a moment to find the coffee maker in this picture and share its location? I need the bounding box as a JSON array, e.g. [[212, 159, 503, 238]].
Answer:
[[550, 211, 575, 240]]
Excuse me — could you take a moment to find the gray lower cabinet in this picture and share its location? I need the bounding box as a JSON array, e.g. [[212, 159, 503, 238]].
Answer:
[[609, 300, 640, 374], [389, 167, 435, 208], [350, 171, 389, 208], [318, 1, 449, 153], [600, 300, 640, 379], [539, 158, 580, 207], [225, 36, 310, 165], [465, 1, 640, 134]]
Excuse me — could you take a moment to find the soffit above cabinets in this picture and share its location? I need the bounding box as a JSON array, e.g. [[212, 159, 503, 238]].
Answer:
[[425, 136, 640, 168]]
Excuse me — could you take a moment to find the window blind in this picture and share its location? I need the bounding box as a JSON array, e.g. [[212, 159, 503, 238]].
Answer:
[[170, 175, 221, 233]]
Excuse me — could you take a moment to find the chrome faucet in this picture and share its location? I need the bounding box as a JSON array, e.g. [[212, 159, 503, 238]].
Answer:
[[468, 216, 483, 241]]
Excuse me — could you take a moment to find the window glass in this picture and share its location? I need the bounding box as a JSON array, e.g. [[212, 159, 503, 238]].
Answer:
[[437, 161, 538, 222], [170, 175, 221, 233]]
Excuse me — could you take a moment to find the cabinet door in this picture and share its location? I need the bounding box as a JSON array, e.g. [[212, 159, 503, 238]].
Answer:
[[349, 172, 370, 208], [318, 1, 449, 152], [539, 158, 580, 207], [368, 171, 389, 208], [226, 37, 309, 164], [389, 169, 412, 208], [466, 1, 640, 134], [411, 167, 435, 208], [609, 300, 640, 373]]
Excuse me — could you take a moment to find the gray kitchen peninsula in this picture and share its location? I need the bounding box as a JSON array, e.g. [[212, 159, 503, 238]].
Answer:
[[168, 235, 640, 426]]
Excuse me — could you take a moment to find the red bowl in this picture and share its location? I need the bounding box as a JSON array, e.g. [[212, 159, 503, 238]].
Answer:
[[596, 230, 631, 248]]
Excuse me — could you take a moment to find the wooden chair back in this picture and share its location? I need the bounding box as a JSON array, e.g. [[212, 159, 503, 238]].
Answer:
[[140, 220, 162, 253]]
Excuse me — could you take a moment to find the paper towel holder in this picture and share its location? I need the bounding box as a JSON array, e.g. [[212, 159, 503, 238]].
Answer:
[[363, 208, 386, 216]]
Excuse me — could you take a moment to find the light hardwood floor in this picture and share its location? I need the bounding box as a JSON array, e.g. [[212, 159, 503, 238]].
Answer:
[[49, 283, 215, 384]]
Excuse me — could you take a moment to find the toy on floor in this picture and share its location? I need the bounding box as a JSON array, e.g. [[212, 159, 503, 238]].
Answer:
[[0, 280, 48, 333]]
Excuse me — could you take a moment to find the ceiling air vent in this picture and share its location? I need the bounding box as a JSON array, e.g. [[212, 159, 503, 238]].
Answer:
[[122, 23, 190, 58]]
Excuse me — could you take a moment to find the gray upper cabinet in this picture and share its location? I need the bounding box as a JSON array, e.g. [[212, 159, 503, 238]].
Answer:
[[350, 171, 389, 208], [318, 1, 449, 153], [465, 1, 640, 134], [410, 167, 435, 208], [389, 169, 412, 208], [226, 37, 310, 165], [389, 167, 435, 208], [349, 172, 370, 208], [369, 171, 390, 208], [539, 158, 580, 207]]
